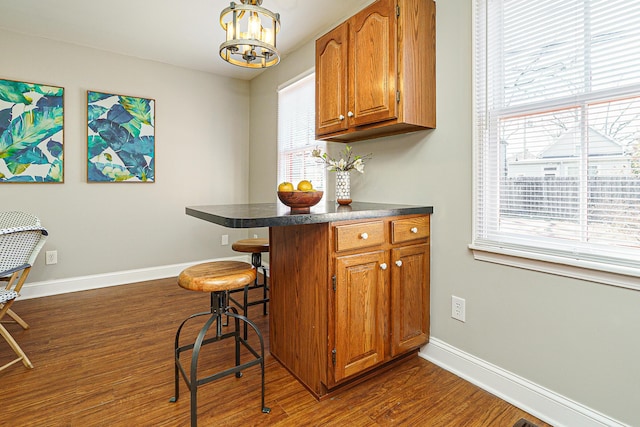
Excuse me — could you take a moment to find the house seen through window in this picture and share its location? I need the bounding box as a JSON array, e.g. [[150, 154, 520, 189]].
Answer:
[[473, 0, 640, 286]]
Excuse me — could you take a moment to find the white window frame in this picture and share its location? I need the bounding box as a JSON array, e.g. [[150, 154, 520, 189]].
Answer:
[[471, 0, 640, 291], [277, 70, 326, 195]]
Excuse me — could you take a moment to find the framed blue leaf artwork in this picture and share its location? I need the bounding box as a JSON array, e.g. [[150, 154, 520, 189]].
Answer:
[[0, 78, 64, 183], [87, 90, 155, 182]]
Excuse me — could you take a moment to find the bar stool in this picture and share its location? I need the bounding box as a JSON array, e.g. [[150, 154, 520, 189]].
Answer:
[[229, 238, 269, 339], [170, 261, 270, 427]]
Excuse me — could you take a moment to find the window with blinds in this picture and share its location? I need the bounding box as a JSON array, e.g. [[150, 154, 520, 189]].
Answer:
[[277, 72, 326, 194], [472, 0, 640, 287]]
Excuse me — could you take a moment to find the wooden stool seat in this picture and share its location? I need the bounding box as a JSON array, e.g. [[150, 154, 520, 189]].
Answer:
[[178, 261, 256, 293], [231, 238, 269, 254]]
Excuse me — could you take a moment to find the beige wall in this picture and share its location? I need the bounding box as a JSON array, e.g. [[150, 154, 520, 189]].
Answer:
[[248, 1, 640, 425], [1, 29, 252, 283]]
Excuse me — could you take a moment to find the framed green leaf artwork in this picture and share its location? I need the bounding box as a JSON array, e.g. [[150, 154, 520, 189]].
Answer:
[[0, 78, 64, 183], [87, 90, 155, 182]]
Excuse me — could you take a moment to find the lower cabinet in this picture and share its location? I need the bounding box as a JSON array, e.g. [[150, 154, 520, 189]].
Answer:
[[333, 249, 387, 383], [390, 242, 430, 356], [269, 213, 430, 399]]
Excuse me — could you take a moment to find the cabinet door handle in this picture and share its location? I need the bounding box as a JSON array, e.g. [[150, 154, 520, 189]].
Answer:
[[411, 227, 418, 233], [395, 260, 403, 267], [380, 263, 387, 270], [339, 114, 345, 121], [348, 111, 354, 117], [360, 232, 368, 240]]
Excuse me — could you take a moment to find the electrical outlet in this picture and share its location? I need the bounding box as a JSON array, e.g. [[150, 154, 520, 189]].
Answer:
[[253, 234, 258, 239], [451, 295, 466, 322], [45, 250, 58, 265], [221, 234, 229, 246]]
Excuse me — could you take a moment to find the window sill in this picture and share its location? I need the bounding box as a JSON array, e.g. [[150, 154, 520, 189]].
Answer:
[[469, 244, 640, 291]]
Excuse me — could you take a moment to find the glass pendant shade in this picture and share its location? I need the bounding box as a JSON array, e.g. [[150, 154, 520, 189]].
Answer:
[[219, 0, 281, 69]]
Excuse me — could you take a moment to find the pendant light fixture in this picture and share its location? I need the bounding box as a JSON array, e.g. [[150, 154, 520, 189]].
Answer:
[[219, 0, 281, 69]]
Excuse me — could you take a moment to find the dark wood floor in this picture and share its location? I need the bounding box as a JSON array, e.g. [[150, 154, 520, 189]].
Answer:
[[1, 277, 551, 426]]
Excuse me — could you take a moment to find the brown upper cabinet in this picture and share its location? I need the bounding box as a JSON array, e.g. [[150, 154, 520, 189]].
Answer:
[[315, 0, 436, 142]]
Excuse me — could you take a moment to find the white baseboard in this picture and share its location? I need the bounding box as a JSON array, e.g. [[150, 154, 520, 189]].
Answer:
[[20, 255, 256, 300], [420, 338, 628, 427]]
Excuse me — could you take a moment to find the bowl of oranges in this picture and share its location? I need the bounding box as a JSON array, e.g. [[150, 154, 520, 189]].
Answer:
[[277, 180, 323, 212]]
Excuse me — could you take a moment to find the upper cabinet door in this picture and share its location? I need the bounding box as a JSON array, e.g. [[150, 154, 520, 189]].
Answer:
[[350, 0, 397, 127], [315, 0, 436, 143], [316, 23, 350, 136]]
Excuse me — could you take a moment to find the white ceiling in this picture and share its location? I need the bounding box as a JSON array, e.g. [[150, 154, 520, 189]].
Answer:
[[0, 0, 374, 80]]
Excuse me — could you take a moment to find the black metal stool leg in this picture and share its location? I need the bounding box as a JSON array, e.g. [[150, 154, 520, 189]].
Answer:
[[169, 320, 185, 403], [261, 265, 268, 316], [234, 310, 242, 378], [226, 311, 271, 414], [243, 283, 250, 340], [192, 292, 224, 426], [189, 313, 218, 427], [170, 308, 214, 404]]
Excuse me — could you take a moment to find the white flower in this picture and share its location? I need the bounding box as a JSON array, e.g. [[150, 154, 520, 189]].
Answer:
[[353, 158, 365, 173], [311, 145, 373, 173]]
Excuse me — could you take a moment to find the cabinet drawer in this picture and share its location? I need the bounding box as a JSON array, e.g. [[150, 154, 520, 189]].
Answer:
[[335, 221, 384, 252], [391, 216, 430, 244]]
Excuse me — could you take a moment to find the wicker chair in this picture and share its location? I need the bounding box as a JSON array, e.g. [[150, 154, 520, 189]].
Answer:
[[0, 219, 48, 371], [0, 211, 44, 330]]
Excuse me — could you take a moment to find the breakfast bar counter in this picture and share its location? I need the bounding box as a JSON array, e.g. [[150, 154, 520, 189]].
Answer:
[[186, 201, 433, 399], [186, 201, 432, 228]]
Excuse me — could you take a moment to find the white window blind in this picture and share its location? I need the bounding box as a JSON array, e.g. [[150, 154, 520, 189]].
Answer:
[[277, 73, 326, 193], [473, 0, 640, 284]]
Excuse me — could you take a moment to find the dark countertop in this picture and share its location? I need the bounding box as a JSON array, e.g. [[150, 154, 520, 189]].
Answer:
[[186, 201, 434, 228]]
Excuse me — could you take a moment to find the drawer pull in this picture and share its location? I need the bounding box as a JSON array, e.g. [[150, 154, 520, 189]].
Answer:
[[339, 114, 345, 121], [380, 263, 387, 270], [360, 232, 369, 240], [411, 227, 418, 233], [395, 260, 403, 267]]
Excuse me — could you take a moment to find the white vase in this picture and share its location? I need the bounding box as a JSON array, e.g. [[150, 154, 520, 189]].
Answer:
[[335, 170, 352, 205]]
